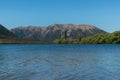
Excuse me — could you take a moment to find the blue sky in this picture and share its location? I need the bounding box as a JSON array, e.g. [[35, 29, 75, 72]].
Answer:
[[0, 0, 120, 32]]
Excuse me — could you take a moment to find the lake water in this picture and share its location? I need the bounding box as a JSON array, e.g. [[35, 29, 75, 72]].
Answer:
[[0, 44, 120, 80]]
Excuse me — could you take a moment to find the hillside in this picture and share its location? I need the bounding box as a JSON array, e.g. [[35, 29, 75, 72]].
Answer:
[[0, 25, 50, 44], [0, 24, 16, 38], [80, 31, 120, 44], [54, 31, 120, 44], [11, 24, 107, 40]]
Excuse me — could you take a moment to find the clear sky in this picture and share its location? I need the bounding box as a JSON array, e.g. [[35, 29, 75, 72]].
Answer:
[[0, 0, 120, 32]]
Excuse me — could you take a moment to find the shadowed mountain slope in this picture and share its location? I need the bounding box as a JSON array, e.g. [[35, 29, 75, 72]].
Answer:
[[0, 24, 16, 38]]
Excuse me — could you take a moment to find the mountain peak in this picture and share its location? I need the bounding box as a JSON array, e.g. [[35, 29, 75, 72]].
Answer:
[[11, 24, 107, 40]]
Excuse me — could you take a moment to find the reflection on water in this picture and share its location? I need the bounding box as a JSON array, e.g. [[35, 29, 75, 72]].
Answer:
[[0, 44, 120, 80]]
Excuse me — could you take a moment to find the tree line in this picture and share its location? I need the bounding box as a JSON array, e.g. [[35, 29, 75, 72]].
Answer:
[[54, 30, 120, 44]]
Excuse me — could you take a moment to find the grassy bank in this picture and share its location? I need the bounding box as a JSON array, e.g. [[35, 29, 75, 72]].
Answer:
[[0, 39, 51, 44], [0, 36, 51, 44]]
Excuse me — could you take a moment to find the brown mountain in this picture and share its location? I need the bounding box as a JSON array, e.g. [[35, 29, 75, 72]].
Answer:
[[11, 24, 107, 40]]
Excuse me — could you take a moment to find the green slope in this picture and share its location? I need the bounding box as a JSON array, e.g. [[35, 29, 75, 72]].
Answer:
[[80, 31, 120, 44], [54, 30, 120, 44], [0, 24, 16, 37]]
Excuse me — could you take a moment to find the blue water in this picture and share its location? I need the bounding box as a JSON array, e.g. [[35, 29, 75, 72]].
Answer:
[[0, 44, 120, 80]]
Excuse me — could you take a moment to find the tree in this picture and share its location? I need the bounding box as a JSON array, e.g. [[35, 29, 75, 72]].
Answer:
[[58, 33, 62, 39], [77, 32, 81, 41], [64, 30, 67, 39]]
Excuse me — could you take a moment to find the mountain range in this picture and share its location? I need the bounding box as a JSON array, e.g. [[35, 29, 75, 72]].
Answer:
[[11, 24, 107, 40]]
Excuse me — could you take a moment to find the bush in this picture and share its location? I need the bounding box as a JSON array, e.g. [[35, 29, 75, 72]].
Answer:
[[54, 30, 120, 44]]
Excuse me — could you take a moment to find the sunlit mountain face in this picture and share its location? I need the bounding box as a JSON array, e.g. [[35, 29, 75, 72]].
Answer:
[[11, 24, 107, 40]]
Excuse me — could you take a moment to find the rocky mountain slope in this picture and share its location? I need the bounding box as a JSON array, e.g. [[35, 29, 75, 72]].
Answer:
[[11, 24, 107, 40], [0, 24, 50, 44]]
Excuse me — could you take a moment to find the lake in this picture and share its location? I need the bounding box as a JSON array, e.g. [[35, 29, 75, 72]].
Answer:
[[0, 44, 120, 80]]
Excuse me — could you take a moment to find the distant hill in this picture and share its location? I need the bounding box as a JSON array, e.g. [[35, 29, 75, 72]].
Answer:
[[11, 24, 107, 40], [0, 24, 50, 44], [80, 30, 120, 44], [0, 24, 16, 38]]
